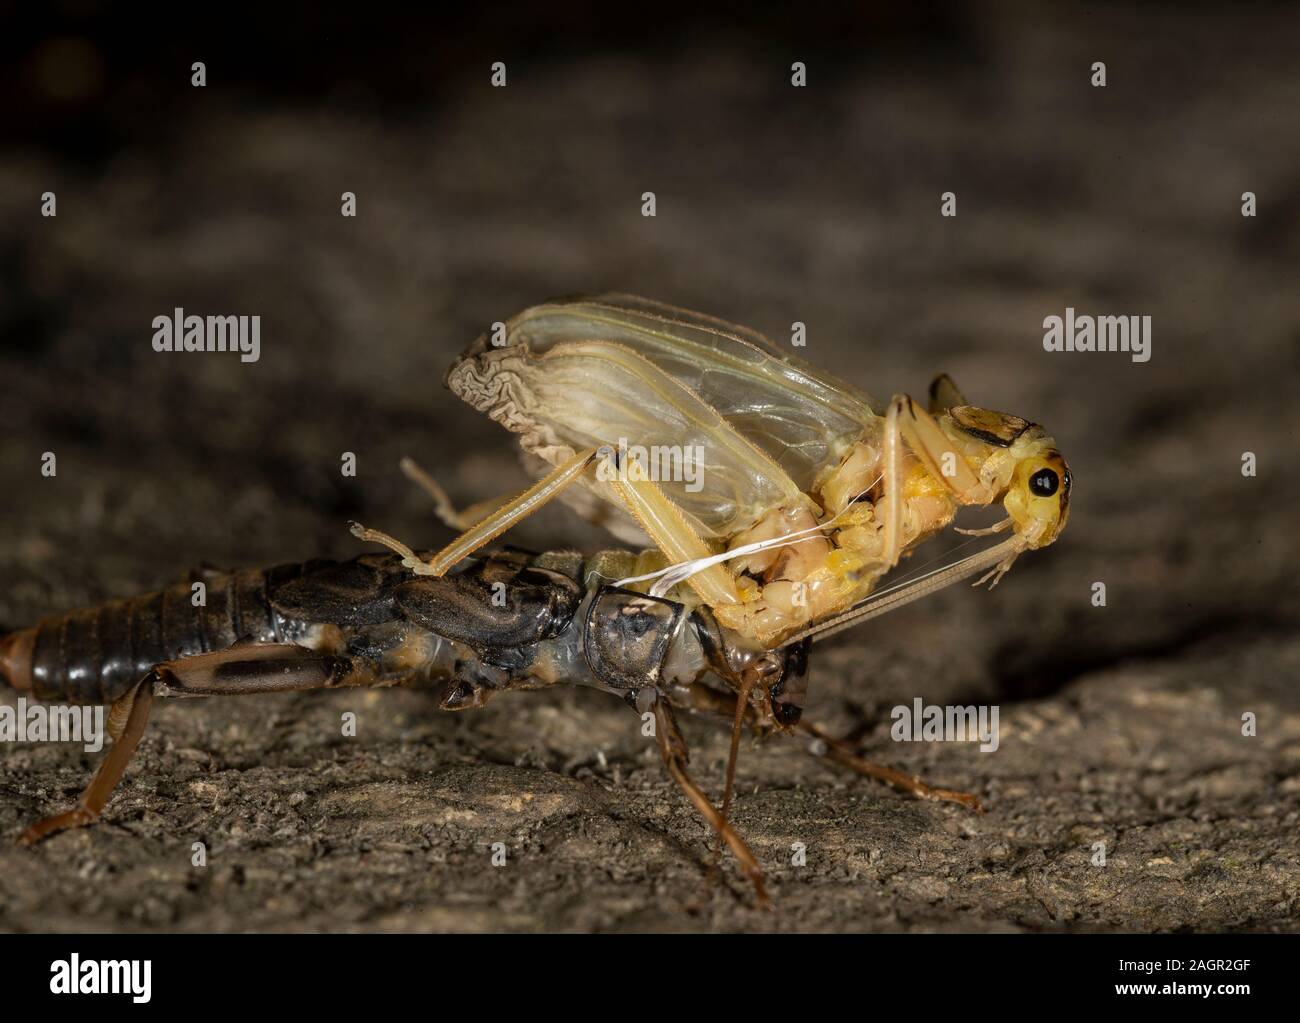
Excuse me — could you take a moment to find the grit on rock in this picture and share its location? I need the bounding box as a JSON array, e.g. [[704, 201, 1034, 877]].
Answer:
[[1, 4, 1297, 931]]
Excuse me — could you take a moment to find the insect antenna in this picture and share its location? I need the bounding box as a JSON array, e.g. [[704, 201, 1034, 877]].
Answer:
[[778, 534, 1026, 647]]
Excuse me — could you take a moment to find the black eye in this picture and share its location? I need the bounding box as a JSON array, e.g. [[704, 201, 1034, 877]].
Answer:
[[1029, 468, 1059, 498]]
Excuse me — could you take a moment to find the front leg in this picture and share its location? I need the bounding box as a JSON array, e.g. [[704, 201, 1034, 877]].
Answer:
[[646, 691, 769, 907], [882, 392, 993, 566], [890, 393, 989, 504]]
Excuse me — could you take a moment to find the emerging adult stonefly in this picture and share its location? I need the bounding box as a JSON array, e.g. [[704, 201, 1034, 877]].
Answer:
[[3, 295, 1070, 905]]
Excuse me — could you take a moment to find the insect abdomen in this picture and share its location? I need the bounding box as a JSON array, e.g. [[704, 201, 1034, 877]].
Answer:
[[3, 565, 317, 706]]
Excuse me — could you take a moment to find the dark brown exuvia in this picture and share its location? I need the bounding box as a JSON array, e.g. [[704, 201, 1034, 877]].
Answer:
[[0, 545, 982, 905]]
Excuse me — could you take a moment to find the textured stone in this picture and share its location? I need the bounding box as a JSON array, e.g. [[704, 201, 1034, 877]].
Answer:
[[1, 5, 1297, 932]]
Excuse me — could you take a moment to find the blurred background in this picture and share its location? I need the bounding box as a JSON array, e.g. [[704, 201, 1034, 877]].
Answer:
[[1, 2, 1298, 932]]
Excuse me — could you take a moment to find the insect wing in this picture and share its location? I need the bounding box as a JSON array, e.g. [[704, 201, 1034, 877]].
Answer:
[[504, 295, 879, 492], [448, 333, 806, 538]]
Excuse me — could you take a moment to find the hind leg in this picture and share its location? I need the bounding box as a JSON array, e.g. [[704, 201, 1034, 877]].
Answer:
[[18, 643, 367, 845], [353, 446, 603, 577], [398, 455, 517, 531], [682, 682, 984, 813], [18, 678, 155, 844], [798, 720, 984, 812]]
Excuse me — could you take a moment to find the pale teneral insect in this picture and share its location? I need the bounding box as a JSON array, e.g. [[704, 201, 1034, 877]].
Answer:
[[373, 294, 1071, 642]]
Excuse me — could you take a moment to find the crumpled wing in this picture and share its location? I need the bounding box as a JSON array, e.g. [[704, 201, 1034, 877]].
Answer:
[[447, 334, 810, 539], [497, 294, 880, 493]]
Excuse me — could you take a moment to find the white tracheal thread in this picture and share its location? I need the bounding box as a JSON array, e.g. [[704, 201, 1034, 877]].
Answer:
[[615, 474, 884, 598], [613, 467, 1024, 646]]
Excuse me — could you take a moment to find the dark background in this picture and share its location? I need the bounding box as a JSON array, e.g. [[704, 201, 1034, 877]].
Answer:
[[1, 1, 1298, 932]]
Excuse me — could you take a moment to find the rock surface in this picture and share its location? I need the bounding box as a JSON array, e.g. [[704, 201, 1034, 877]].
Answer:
[[1, 4, 1298, 931]]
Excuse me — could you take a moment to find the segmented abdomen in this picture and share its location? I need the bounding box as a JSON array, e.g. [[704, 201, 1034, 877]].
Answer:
[[24, 564, 316, 705]]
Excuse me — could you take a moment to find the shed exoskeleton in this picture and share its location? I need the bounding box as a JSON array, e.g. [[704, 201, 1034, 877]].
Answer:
[[2, 548, 978, 905]]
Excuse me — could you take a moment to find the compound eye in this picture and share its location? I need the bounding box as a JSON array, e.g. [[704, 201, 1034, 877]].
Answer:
[[1028, 468, 1059, 498]]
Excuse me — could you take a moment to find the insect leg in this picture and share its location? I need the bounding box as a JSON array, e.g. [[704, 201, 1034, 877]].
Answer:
[[606, 464, 741, 608], [398, 456, 514, 531], [927, 372, 967, 414], [718, 664, 762, 824], [891, 393, 985, 501], [355, 446, 602, 577], [881, 396, 906, 567], [798, 719, 984, 812], [17, 678, 154, 845], [650, 693, 769, 907], [679, 684, 983, 812], [18, 644, 364, 845], [883, 391, 1002, 566]]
